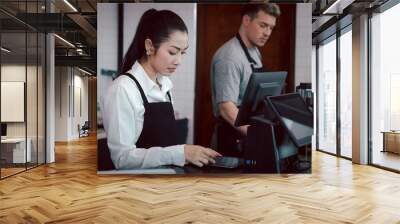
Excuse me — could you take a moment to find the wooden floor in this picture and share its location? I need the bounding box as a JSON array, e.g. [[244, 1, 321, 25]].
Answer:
[[1, 167, 26, 178], [1, 135, 400, 223], [1, 163, 45, 178]]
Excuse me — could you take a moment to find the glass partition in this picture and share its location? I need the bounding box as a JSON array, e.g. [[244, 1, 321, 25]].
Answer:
[[1, 31, 28, 177], [38, 32, 45, 165], [0, 1, 46, 179], [27, 30, 38, 169]]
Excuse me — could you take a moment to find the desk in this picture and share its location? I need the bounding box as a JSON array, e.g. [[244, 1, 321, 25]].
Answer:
[[1, 138, 31, 163], [96, 155, 312, 175], [97, 166, 244, 175], [382, 131, 400, 154], [96, 163, 304, 175]]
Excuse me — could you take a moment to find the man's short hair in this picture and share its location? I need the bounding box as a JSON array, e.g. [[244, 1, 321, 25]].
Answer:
[[241, 3, 281, 19]]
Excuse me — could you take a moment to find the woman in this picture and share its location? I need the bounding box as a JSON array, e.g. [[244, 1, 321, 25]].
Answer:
[[102, 9, 221, 169]]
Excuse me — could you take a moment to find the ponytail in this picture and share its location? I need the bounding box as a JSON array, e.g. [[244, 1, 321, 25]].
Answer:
[[120, 9, 188, 74]]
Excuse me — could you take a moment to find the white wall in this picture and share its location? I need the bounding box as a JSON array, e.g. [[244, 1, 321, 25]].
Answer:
[[1, 65, 35, 137], [295, 3, 313, 87], [71, 72, 89, 138], [1, 63, 46, 164], [98, 3, 197, 144], [55, 67, 68, 141], [294, 3, 313, 150], [97, 3, 118, 127], [54, 67, 89, 141], [1, 65, 26, 141]]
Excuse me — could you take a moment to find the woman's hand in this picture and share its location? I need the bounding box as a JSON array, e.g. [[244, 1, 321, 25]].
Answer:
[[184, 145, 222, 167]]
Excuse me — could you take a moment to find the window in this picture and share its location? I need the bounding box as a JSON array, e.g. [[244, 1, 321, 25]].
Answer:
[[339, 28, 352, 158], [370, 2, 400, 171], [317, 36, 337, 154]]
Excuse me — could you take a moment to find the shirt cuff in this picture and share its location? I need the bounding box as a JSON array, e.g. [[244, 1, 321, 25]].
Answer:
[[170, 144, 185, 167]]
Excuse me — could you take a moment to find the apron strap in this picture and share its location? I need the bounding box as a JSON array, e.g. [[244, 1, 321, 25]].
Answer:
[[122, 73, 173, 104], [121, 73, 149, 105], [235, 33, 258, 71], [166, 91, 172, 102]]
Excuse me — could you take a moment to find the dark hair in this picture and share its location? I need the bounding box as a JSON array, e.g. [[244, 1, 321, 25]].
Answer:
[[120, 9, 188, 74], [241, 3, 281, 20]]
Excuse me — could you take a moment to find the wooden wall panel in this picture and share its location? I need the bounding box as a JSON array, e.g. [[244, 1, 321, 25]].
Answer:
[[194, 4, 296, 147]]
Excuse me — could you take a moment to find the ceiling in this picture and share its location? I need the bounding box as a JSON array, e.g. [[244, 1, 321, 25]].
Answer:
[[0, 0, 98, 73], [310, 0, 390, 43]]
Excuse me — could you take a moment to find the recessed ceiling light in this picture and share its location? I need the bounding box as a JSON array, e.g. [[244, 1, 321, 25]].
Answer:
[[1, 47, 11, 53], [63, 0, 78, 12], [78, 67, 92, 76], [322, 0, 354, 15], [54, 34, 75, 48]]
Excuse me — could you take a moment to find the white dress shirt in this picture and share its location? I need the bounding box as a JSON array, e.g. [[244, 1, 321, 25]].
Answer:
[[101, 61, 185, 169]]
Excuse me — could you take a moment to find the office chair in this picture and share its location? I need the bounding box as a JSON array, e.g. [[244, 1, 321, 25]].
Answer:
[[79, 121, 90, 138]]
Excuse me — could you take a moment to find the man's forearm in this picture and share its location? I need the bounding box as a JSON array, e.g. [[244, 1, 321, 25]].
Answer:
[[219, 102, 239, 127], [219, 102, 248, 136]]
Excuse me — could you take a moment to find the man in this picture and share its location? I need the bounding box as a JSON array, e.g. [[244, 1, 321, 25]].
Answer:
[[211, 3, 280, 155]]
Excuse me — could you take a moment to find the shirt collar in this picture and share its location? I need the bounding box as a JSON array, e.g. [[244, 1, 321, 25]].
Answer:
[[128, 61, 173, 96]]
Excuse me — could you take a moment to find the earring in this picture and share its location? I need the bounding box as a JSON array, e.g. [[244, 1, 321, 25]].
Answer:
[[146, 50, 150, 56]]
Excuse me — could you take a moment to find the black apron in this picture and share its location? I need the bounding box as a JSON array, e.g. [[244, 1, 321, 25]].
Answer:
[[98, 73, 179, 170], [214, 34, 265, 156], [235, 33, 265, 73]]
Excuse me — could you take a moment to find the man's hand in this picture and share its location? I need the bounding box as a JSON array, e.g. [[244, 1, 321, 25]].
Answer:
[[237, 125, 250, 136]]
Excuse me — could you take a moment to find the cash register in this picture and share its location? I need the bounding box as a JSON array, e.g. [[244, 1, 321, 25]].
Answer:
[[232, 71, 313, 173]]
